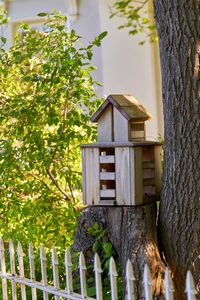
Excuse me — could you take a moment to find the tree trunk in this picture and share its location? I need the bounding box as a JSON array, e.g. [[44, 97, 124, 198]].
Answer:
[[153, 1, 200, 298], [72, 204, 165, 299]]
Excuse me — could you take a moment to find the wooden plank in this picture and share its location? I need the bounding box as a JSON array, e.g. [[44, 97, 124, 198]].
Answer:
[[115, 147, 131, 205], [17, 242, 26, 300], [129, 147, 136, 205], [81, 148, 86, 205], [94, 254, 103, 300], [85, 148, 100, 205], [81, 141, 162, 148], [93, 148, 100, 205], [143, 178, 155, 186], [0, 238, 8, 300], [130, 131, 145, 139], [100, 172, 115, 180], [99, 155, 115, 164], [142, 162, 155, 169], [98, 200, 116, 205], [134, 147, 143, 205], [113, 107, 129, 142], [154, 145, 162, 198], [100, 189, 115, 198], [97, 104, 113, 142]]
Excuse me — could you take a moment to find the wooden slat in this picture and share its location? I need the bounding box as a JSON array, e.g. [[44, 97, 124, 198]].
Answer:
[[129, 147, 136, 205], [79, 252, 87, 298], [100, 172, 115, 180], [185, 271, 197, 300], [85, 148, 100, 205], [29, 243, 37, 300], [40, 245, 49, 300], [94, 253, 103, 300], [65, 248, 73, 295], [142, 162, 155, 169], [113, 106, 129, 142], [109, 257, 118, 300], [115, 147, 131, 205], [98, 200, 116, 206], [143, 265, 153, 300], [99, 155, 115, 164], [134, 147, 143, 205], [17, 242, 26, 300], [100, 189, 115, 198], [52, 246, 60, 300], [81, 148, 86, 205], [97, 104, 113, 142], [0, 238, 8, 300], [154, 145, 162, 198], [126, 260, 136, 300], [165, 268, 174, 300], [143, 178, 155, 186], [9, 240, 17, 300]]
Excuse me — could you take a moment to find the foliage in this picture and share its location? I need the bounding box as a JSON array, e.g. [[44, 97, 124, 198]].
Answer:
[[110, 0, 157, 44], [87, 223, 123, 299], [0, 9, 107, 255]]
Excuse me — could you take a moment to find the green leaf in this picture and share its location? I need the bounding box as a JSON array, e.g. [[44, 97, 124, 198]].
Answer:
[[98, 31, 108, 40], [37, 12, 47, 17], [92, 240, 99, 252]]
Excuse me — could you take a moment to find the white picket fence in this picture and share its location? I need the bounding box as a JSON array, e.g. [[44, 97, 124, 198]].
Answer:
[[0, 237, 197, 300]]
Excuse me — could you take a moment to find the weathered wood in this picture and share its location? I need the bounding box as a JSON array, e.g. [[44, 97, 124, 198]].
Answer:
[[9, 240, 17, 300], [109, 257, 118, 300], [81, 148, 86, 205], [113, 106, 129, 142], [79, 252, 87, 298], [97, 104, 113, 142], [143, 265, 153, 300], [65, 248, 73, 295], [0, 238, 8, 300], [100, 172, 115, 180], [81, 141, 162, 148], [85, 148, 100, 205], [126, 260, 136, 300], [29, 243, 37, 300], [115, 147, 131, 205], [134, 147, 143, 205], [100, 189, 115, 198], [154, 145, 162, 198], [99, 155, 115, 164], [52, 246, 60, 300], [94, 253, 103, 300], [40, 245, 49, 300], [17, 242, 26, 300], [72, 205, 165, 299]]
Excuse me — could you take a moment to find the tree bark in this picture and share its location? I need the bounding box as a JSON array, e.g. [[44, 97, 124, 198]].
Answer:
[[153, 1, 200, 298], [72, 204, 165, 299]]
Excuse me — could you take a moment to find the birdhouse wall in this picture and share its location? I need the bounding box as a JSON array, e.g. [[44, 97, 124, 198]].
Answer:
[[82, 147, 100, 205], [113, 107, 129, 142], [130, 121, 146, 141], [97, 104, 113, 142]]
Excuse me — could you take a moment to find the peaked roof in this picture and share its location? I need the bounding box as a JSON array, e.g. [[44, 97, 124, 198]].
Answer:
[[90, 94, 152, 122]]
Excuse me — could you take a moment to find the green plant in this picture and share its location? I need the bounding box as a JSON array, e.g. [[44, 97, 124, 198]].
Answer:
[[110, 0, 157, 44], [0, 8, 107, 261], [87, 223, 123, 299]]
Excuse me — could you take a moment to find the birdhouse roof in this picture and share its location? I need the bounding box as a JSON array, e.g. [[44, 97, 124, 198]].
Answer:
[[90, 94, 152, 122]]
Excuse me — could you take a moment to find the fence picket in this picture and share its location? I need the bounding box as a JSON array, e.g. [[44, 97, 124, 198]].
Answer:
[[9, 240, 17, 300], [143, 265, 152, 300], [165, 267, 174, 300], [79, 252, 87, 298], [94, 253, 103, 300], [185, 271, 197, 300], [109, 257, 118, 300], [40, 245, 49, 300], [126, 259, 135, 300], [29, 243, 37, 300], [52, 246, 60, 300], [17, 241, 26, 300], [0, 237, 8, 300], [65, 248, 73, 295]]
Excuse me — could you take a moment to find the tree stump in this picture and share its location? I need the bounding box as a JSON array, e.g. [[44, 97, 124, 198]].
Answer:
[[72, 203, 165, 299]]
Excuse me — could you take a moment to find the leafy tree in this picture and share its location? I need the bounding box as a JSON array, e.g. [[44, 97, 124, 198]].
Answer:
[[0, 9, 107, 252]]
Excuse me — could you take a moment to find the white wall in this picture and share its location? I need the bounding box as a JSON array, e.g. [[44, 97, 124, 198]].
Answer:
[[4, 0, 163, 138]]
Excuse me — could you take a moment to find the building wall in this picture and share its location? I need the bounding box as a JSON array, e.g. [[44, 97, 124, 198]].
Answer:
[[4, 0, 164, 139]]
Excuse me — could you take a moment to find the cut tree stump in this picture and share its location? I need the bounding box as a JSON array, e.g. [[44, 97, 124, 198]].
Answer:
[[72, 203, 165, 299]]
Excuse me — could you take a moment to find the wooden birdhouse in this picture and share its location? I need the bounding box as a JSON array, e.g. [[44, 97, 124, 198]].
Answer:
[[81, 94, 162, 206]]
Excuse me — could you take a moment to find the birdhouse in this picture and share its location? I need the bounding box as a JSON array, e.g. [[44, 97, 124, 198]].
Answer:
[[81, 94, 162, 206]]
